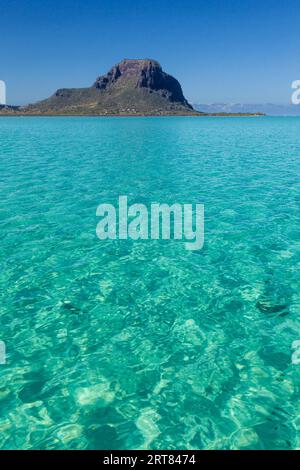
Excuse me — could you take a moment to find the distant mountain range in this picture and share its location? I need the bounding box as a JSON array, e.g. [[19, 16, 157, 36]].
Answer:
[[194, 103, 300, 116], [0, 59, 267, 117], [3, 61, 291, 117]]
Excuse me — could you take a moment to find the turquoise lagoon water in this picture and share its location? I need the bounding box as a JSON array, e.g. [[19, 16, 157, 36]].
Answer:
[[0, 116, 300, 450]]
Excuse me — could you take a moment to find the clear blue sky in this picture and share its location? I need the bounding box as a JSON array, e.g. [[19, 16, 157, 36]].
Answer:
[[1, 0, 299, 105]]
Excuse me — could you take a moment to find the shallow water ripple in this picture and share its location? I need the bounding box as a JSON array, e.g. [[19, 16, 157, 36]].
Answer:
[[0, 117, 300, 449]]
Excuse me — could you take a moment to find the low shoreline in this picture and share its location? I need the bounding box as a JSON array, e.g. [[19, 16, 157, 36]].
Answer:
[[0, 110, 266, 118]]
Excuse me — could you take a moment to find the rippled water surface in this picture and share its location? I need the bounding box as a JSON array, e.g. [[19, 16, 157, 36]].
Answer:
[[0, 116, 300, 449]]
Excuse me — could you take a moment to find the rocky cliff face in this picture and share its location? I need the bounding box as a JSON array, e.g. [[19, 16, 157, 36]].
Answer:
[[93, 59, 192, 109], [20, 59, 196, 115]]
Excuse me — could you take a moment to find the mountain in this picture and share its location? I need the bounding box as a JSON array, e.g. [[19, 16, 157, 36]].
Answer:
[[194, 103, 300, 116], [21, 59, 197, 116]]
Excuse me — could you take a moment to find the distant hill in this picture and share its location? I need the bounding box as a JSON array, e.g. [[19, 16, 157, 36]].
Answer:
[[1, 63, 280, 117], [17, 59, 197, 116], [194, 103, 300, 116]]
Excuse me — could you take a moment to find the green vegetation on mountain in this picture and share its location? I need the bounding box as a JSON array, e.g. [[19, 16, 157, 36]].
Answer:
[[0, 60, 266, 116], [13, 59, 198, 116]]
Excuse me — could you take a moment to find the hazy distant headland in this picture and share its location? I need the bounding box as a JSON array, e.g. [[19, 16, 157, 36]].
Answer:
[[194, 103, 300, 116], [0, 59, 264, 117]]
